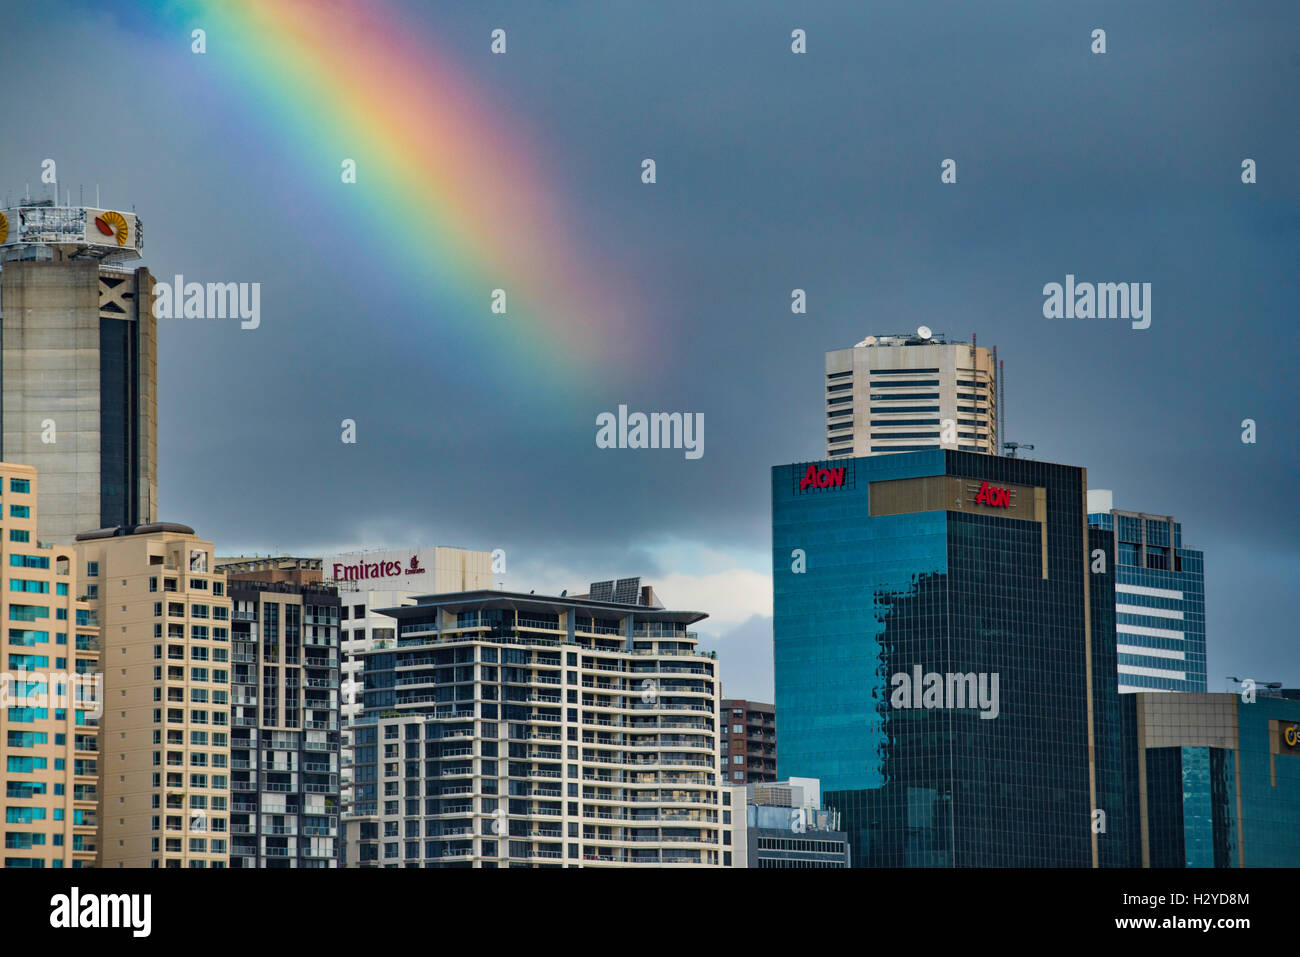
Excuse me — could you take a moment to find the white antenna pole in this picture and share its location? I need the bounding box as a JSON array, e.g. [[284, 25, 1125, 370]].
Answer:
[[96, 184, 100, 207]]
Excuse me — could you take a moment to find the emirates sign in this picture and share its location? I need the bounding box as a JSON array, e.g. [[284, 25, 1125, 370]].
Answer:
[[332, 554, 426, 582]]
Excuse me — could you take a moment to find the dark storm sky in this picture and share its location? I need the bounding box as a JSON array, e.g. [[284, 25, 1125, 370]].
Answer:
[[3, 0, 1296, 699]]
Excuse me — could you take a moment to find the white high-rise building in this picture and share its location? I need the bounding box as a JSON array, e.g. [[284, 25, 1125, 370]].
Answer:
[[322, 547, 493, 811], [825, 329, 998, 458], [343, 579, 725, 867]]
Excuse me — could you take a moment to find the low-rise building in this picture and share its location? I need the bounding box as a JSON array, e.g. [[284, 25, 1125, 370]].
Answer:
[[727, 777, 850, 868]]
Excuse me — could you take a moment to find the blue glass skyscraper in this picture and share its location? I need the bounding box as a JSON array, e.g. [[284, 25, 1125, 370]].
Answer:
[[772, 450, 1124, 866], [1086, 490, 1206, 693]]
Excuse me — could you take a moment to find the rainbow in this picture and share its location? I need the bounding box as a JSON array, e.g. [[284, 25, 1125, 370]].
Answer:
[[117, 0, 648, 400]]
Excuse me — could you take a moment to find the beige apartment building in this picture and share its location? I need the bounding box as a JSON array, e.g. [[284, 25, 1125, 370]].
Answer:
[[75, 523, 232, 867], [0, 462, 101, 868], [825, 330, 998, 458]]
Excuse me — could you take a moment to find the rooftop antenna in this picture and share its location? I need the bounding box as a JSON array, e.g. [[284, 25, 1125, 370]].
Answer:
[[96, 184, 100, 207]]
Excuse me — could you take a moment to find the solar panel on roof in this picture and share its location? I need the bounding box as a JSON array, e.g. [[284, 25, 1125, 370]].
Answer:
[[613, 577, 641, 605]]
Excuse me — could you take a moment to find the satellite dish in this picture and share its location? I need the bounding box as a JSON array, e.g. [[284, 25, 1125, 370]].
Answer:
[[917, 325, 932, 340]]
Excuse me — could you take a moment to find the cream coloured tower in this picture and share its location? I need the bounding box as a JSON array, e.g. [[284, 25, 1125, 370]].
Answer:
[[825, 330, 998, 458], [76, 523, 230, 868]]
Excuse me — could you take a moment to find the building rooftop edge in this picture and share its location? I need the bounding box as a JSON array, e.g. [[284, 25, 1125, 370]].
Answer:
[[75, 522, 197, 541], [374, 588, 707, 623]]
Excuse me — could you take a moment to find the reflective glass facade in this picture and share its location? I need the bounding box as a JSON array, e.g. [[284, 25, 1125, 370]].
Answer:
[[1124, 693, 1300, 867], [773, 450, 1106, 866], [1238, 697, 1300, 866], [1087, 508, 1206, 692], [99, 314, 139, 528]]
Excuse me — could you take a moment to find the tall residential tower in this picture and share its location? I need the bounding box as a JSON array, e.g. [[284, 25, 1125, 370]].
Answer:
[[75, 523, 230, 868], [345, 581, 725, 867], [0, 462, 101, 868]]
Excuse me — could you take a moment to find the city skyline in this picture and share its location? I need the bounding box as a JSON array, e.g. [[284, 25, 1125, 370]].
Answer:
[[1, 0, 1294, 707]]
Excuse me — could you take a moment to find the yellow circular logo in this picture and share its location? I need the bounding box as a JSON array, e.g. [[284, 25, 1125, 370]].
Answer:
[[93, 210, 128, 246], [1286, 726, 1299, 748]]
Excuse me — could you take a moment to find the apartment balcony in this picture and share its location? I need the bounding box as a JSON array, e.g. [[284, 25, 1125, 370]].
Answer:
[[433, 804, 474, 817], [510, 848, 563, 862]]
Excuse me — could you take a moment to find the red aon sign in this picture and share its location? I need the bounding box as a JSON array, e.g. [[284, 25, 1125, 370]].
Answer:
[[800, 464, 845, 490], [975, 480, 1011, 507]]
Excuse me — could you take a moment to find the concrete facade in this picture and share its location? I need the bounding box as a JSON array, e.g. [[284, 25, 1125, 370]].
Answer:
[[0, 252, 157, 544]]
